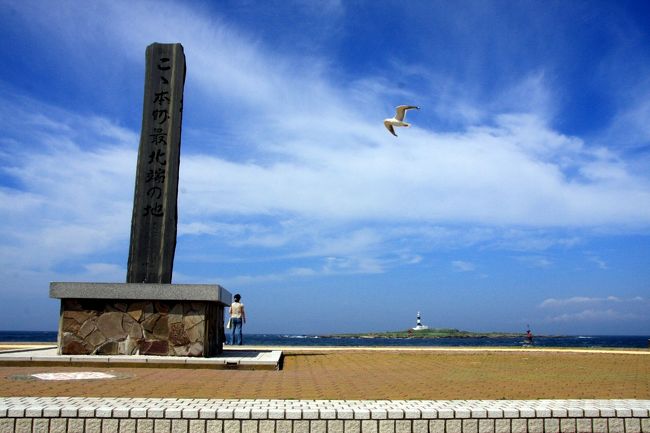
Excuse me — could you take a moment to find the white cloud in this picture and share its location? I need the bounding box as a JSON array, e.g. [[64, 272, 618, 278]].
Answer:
[[452, 260, 475, 272], [602, 86, 650, 153], [178, 117, 650, 227], [539, 296, 649, 328], [6, 1, 650, 227], [0, 93, 136, 275], [216, 256, 384, 287], [515, 255, 552, 268], [539, 296, 638, 308], [586, 255, 608, 270], [545, 309, 641, 323], [81, 263, 125, 281]]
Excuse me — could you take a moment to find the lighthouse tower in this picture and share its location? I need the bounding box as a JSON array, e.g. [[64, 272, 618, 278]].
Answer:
[[412, 311, 429, 331]]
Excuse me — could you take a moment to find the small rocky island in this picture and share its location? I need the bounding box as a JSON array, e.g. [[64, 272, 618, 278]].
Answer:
[[322, 328, 525, 339], [322, 314, 536, 339]]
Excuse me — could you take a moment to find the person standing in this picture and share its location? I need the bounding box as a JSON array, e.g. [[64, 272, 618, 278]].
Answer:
[[229, 294, 246, 345], [525, 327, 534, 345]]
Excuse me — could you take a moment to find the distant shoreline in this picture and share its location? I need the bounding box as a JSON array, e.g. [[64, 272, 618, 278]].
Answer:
[[320, 328, 550, 339], [0, 331, 648, 349]]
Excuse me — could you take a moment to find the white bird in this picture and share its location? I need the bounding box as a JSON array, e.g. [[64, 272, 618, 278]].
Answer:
[[384, 105, 419, 136]]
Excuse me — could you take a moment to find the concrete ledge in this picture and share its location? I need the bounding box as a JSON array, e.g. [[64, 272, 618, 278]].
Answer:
[[50, 282, 232, 303], [0, 398, 648, 432], [0, 348, 282, 370]]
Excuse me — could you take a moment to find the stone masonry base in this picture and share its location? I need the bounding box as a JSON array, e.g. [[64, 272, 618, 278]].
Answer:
[[58, 299, 224, 357], [1, 398, 649, 433], [50, 283, 231, 358]]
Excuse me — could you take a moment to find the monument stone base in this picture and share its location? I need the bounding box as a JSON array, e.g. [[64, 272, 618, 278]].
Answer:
[[50, 283, 231, 357]]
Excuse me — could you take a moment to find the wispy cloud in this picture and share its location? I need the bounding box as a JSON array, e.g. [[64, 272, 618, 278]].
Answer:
[[178, 118, 650, 227], [215, 255, 387, 287], [545, 309, 641, 323], [539, 295, 649, 329], [452, 260, 475, 272], [0, 91, 136, 285], [539, 296, 642, 308], [80, 263, 125, 281], [515, 255, 553, 268], [6, 1, 650, 227], [586, 255, 608, 270]]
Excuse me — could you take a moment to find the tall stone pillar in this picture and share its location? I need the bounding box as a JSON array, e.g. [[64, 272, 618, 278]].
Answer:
[[127, 43, 186, 284]]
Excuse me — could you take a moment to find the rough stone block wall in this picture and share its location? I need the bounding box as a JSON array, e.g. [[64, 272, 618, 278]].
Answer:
[[58, 299, 224, 357]]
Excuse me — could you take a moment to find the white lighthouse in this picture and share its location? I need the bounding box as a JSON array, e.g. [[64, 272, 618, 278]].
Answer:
[[412, 311, 429, 331]]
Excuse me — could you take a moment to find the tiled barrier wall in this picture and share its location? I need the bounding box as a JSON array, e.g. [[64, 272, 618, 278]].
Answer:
[[1, 398, 649, 433]]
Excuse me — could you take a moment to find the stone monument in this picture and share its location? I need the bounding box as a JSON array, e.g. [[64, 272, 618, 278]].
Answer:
[[127, 43, 184, 285], [50, 43, 231, 357]]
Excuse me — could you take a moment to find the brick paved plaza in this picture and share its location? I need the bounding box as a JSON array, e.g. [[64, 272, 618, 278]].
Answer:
[[1, 348, 648, 400]]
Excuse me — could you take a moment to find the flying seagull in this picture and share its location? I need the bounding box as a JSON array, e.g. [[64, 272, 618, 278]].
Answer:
[[384, 105, 419, 137]]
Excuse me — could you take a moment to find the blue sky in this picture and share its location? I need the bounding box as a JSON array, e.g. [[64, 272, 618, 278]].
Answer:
[[1, 0, 649, 335]]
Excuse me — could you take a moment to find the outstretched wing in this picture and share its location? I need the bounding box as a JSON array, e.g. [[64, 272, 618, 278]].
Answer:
[[384, 121, 398, 136], [395, 105, 419, 121]]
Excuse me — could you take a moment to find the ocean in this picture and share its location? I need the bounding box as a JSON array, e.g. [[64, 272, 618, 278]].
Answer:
[[1, 331, 649, 349]]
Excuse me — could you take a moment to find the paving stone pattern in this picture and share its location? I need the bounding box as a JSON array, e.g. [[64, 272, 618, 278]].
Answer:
[[0, 398, 649, 433], [1, 350, 648, 399]]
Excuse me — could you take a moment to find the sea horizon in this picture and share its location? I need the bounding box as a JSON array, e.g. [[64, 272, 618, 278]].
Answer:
[[1, 330, 648, 349]]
